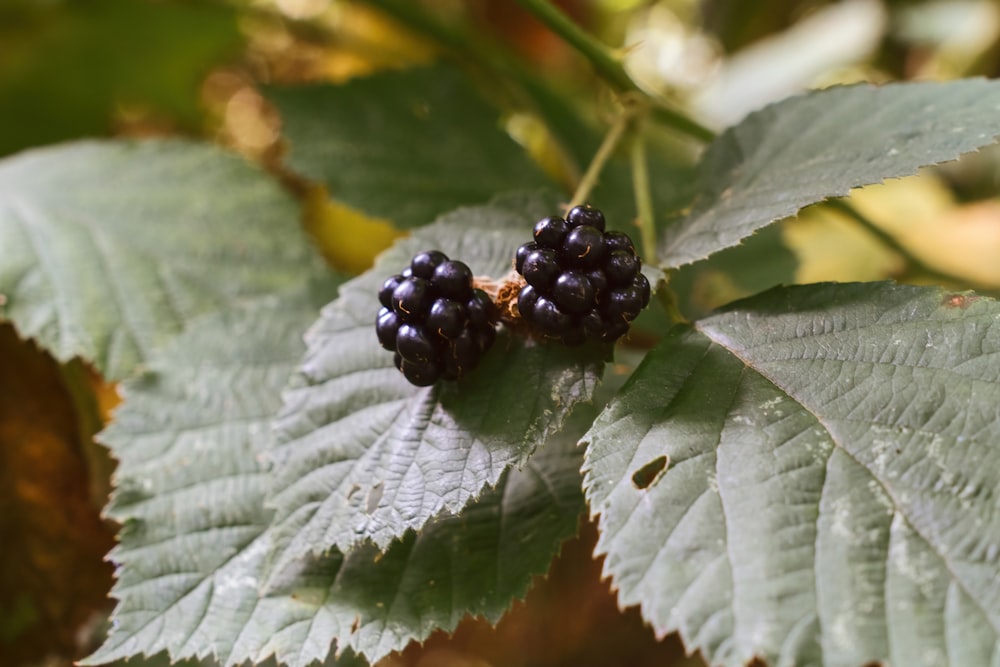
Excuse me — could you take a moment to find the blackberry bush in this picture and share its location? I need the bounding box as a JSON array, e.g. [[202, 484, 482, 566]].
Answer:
[[514, 205, 650, 344], [376, 250, 498, 386]]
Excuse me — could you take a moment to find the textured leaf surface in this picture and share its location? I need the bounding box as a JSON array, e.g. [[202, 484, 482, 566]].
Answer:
[[90, 283, 585, 667], [268, 65, 548, 229], [662, 79, 1000, 267], [584, 282, 1000, 667], [0, 140, 321, 379], [88, 289, 341, 667], [262, 423, 586, 664], [267, 192, 603, 564]]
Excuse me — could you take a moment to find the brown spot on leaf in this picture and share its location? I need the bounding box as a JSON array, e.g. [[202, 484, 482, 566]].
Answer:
[[942, 293, 979, 308]]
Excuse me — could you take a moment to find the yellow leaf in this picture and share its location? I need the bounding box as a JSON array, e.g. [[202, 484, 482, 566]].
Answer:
[[303, 187, 406, 274], [784, 203, 904, 283], [850, 176, 1000, 288]]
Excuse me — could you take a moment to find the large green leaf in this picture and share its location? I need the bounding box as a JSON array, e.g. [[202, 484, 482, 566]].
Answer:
[[86, 288, 342, 667], [267, 191, 604, 568], [88, 283, 585, 667], [662, 79, 1000, 268], [267, 65, 549, 229], [583, 282, 1000, 667], [0, 140, 323, 379]]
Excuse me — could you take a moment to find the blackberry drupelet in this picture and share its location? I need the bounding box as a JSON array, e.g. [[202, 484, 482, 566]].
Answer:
[[514, 204, 650, 344], [376, 251, 498, 386]]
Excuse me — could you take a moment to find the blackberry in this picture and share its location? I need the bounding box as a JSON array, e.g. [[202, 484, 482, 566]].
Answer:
[[390, 277, 431, 322], [515, 242, 538, 274], [533, 216, 570, 248], [432, 260, 474, 301], [551, 271, 594, 316], [522, 248, 560, 289], [410, 250, 448, 279], [563, 226, 606, 269], [376, 250, 498, 386], [566, 204, 606, 232], [605, 250, 639, 287], [514, 205, 650, 344], [426, 298, 466, 339]]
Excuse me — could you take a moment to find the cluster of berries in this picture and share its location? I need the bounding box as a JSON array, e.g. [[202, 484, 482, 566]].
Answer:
[[376, 250, 498, 386], [376, 206, 650, 386], [515, 205, 650, 345]]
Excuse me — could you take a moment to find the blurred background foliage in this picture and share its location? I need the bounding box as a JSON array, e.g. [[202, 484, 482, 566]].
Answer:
[[5, 1, 1000, 666]]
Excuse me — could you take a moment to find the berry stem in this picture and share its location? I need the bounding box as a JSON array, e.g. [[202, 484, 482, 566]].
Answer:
[[629, 130, 657, 266], [565, 99, 637, 212], [511, 0, 715, 143]]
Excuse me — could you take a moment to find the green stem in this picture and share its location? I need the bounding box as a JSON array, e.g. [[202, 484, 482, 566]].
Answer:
[[513, 0, 633, 91], [566, 104, 634, 210], [825, 199, 984, 289], [650, 105, 715, 143], [511, 0, 715, 143], [629, 130, 656, 265]]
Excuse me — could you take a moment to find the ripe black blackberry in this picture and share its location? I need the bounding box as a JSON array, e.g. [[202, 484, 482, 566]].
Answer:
[[514, 204, 650, 344], [376, 250, 498, 386]]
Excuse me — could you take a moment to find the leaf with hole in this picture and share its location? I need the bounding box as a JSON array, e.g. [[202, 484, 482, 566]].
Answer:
[[584, 282, 1000, 667]]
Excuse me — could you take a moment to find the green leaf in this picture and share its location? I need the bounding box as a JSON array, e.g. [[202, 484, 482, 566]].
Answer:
[[583, 282, 1000, 667], [86, 288, 345, 667], [89, 282, 585, 667], [0, 0, 240, 156], [267, 191, 604, 566], [264, 419, 586, 664], [662, 79, 1000, 268], [266, 65, 550, 229], [0, 140, 323, 380]]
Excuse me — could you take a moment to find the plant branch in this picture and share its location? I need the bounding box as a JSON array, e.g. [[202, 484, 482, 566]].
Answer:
[[513, 0, 633, 92], [629, 130, 656, 265], [511, 0, 715, 143], [566, 102, 636, 211], [825, 198, 991, 290]]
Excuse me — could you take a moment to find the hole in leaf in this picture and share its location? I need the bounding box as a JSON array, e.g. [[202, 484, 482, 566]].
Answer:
[[631, 455, 668, 490], [365, 482, 384, 514]]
